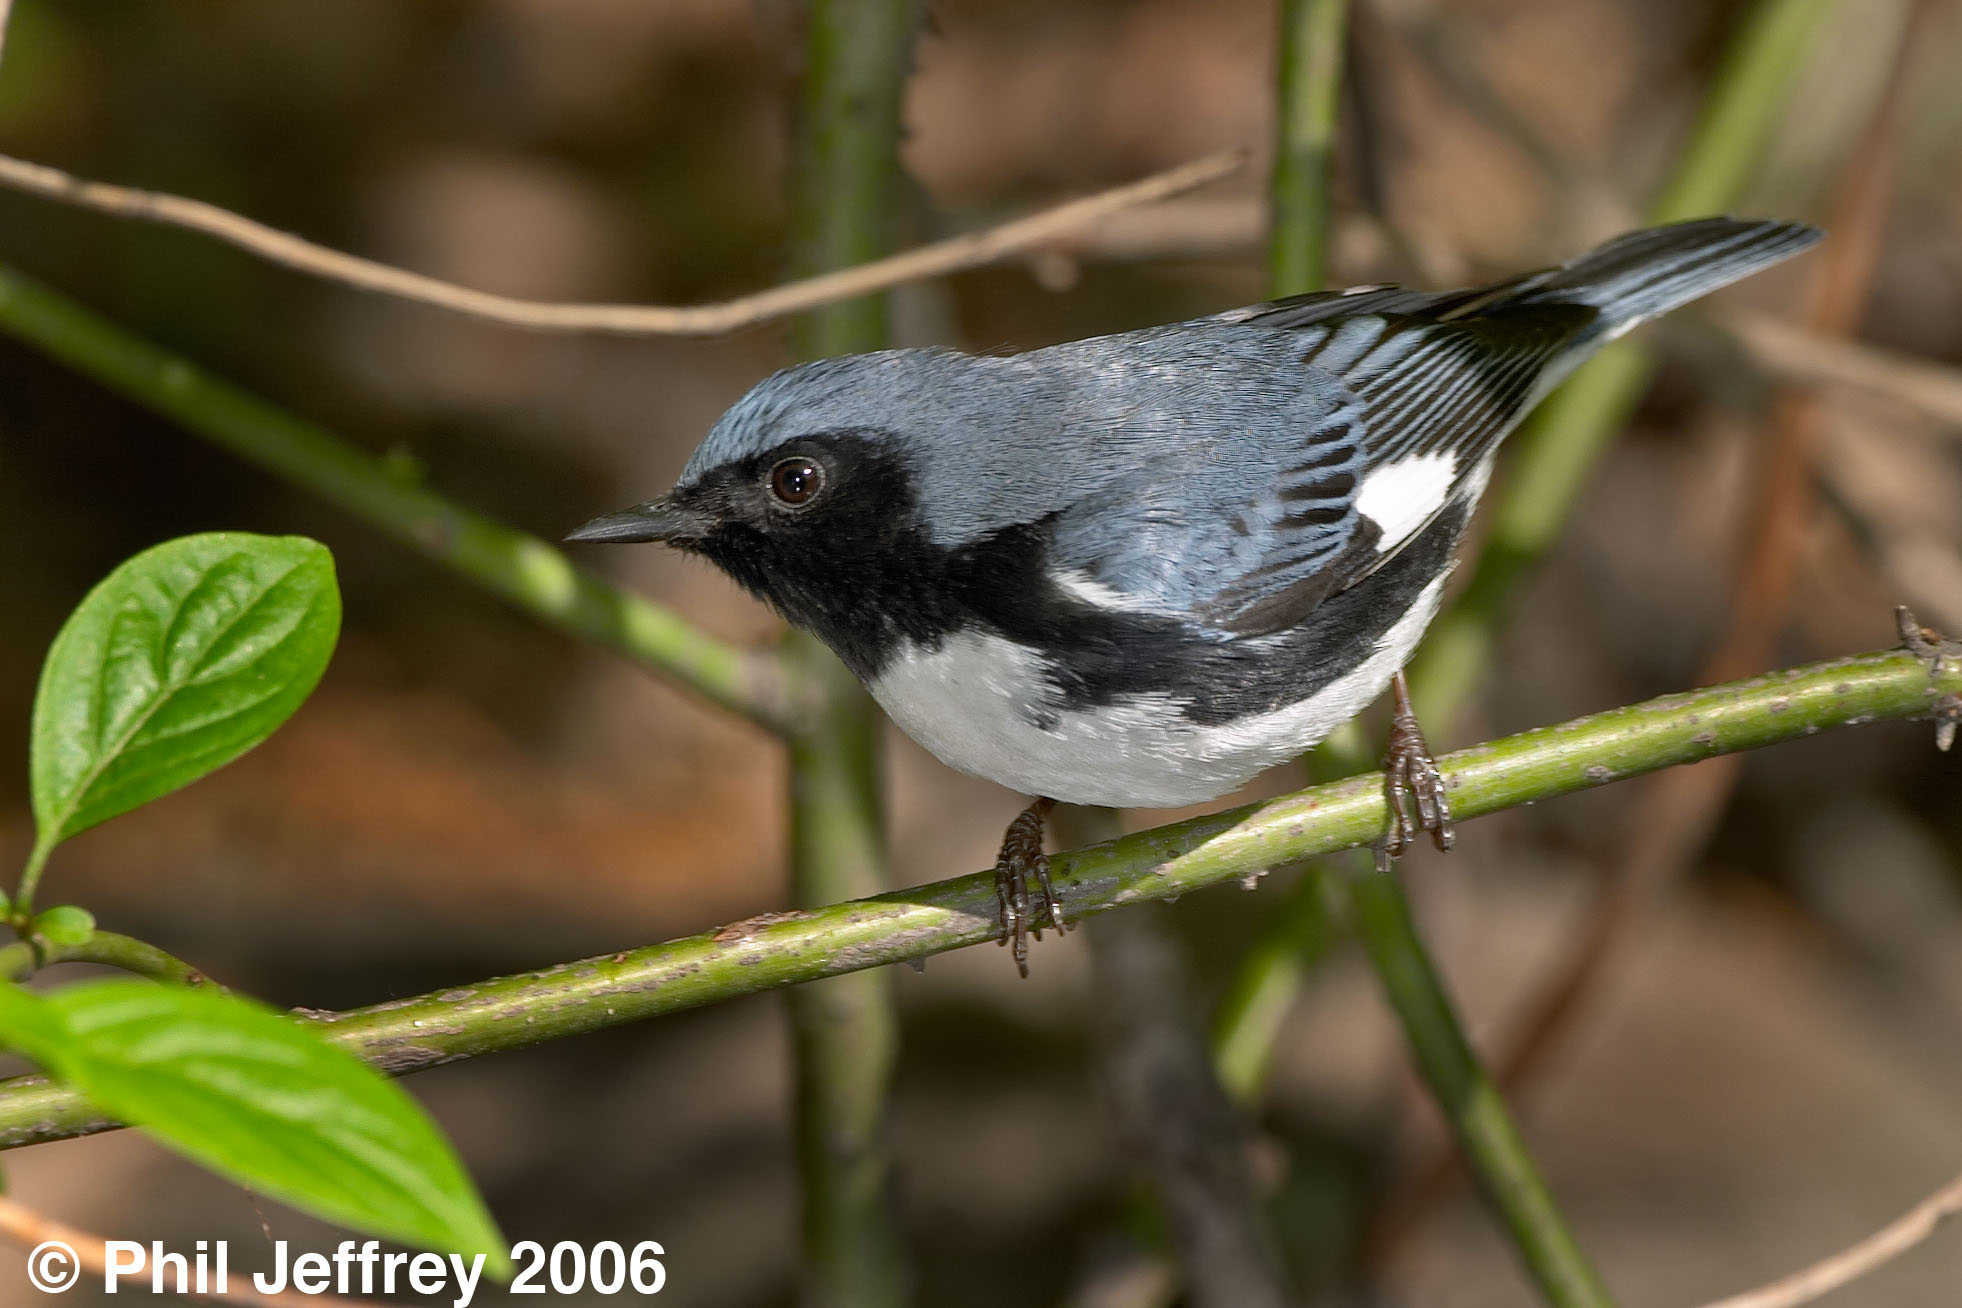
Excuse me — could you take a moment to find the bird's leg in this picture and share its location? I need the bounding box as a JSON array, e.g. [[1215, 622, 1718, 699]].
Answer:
[[994, 796, 1063, 977], [1377, 670, 1453, 873]]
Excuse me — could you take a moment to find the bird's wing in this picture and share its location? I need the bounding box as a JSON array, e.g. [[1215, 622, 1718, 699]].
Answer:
[[1045, 294, 1599, 639], [1046, 220, 1821, 639], [1204, 298, 1601, 635], [1206, 272, 1541, 330]]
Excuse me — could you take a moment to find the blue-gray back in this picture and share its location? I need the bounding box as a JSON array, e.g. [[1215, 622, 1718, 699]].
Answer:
[[683, 217, 1820, 636]]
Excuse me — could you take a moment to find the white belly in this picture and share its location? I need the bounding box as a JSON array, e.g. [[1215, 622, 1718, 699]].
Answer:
[[868, 573, 1448, 808]]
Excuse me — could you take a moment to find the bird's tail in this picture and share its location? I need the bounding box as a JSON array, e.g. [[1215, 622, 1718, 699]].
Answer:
[[1506, 217, 1821, 335]]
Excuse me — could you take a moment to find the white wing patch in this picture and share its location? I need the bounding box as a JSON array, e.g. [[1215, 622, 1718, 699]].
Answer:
[[1051, 568, 1169, 615], [1355, 451, 1457, 554]]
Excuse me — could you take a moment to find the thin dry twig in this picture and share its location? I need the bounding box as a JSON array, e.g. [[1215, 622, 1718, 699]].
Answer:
[[1817, 418, 1962, 631], [1722, 311, 1962, 432], [1689, 1169, 1962, 1308], [1047, 196, 1268, 262], [0, 1194, 384, 1308], [0, 148, 1245, 336]]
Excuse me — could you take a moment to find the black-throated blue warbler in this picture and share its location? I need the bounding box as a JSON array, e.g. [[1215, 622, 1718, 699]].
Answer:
[[570, 216, 1820, 972]]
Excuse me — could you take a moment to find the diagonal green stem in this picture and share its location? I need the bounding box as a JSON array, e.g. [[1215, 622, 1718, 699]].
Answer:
[[781, 2, 917, 1305], [1214, 0, 1839, 1109], [1404, 0, 1837, 728], [1342, 15, 1838, 1280], [0, 263, 809, 735], [0, 645, 1950, 1150], [1349, 873, 1616, 1307]]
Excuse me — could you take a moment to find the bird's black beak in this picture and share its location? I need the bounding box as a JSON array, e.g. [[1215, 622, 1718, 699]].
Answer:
[[564, 497, 713, 546]]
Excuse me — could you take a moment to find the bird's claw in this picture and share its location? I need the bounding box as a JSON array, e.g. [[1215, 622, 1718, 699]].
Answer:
[[1377, 670, 1453, 874], [994, 797, 1064, 977]]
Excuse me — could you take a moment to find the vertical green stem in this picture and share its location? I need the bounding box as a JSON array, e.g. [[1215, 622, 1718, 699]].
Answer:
[[786, 642, 905, 1308], [14, 838, 51, 918], [1210, 0, 1358, 1105], [783, 3, 916, 1305], [1266, 0, 1350, 297], [790, 0, 915, 360], [1212, 724, 1369, 1106], [1210, 859, 1347, 1104], [1349, 874, 1617, 1308]]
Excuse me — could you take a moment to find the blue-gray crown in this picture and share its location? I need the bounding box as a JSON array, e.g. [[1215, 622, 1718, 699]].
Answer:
[[680, 350, 950, 486]]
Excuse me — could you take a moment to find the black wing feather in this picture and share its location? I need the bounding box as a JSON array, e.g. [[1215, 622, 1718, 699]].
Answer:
[[1204, 300, 1598, 635], [1150, 220, 1818, 638]]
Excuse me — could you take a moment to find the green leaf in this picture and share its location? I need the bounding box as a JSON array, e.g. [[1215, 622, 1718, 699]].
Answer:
[[29, 533, 339, 853], [0, 980, 506, 1272], [33, 906, 94, 947], [0, 984, 65, 1060]]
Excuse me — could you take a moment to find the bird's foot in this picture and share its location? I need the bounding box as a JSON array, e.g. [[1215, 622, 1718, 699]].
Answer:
[[995, 797, 1065, 977], [1377, 670, 1454, 874]]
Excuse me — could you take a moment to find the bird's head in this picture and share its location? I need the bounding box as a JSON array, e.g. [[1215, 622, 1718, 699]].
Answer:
[[567, 351, 973, 675]]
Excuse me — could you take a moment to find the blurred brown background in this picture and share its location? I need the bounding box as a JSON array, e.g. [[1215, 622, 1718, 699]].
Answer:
[[1, 0, 1961, 1304]]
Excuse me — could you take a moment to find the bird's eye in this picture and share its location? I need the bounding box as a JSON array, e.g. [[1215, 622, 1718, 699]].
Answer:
[[768, 456, 825, 507]]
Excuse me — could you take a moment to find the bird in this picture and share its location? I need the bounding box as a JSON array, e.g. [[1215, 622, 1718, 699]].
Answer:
[[568, 216, 1821, 974]]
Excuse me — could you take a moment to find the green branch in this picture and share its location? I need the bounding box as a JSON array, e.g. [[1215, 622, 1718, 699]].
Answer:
[[785, 651, 905, 1308], [0, 930, 209, 987], [1217, 0, 1355, 1116], [0, 646, 1950, 1150], [782, 2, 916, 1305], [55, 931, 209, 985], [1266, 0, 1349, 296], [1350, 874, 1615, 1308], [0, 263, 810, 736], [1211, 858, 1349, 1104]]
